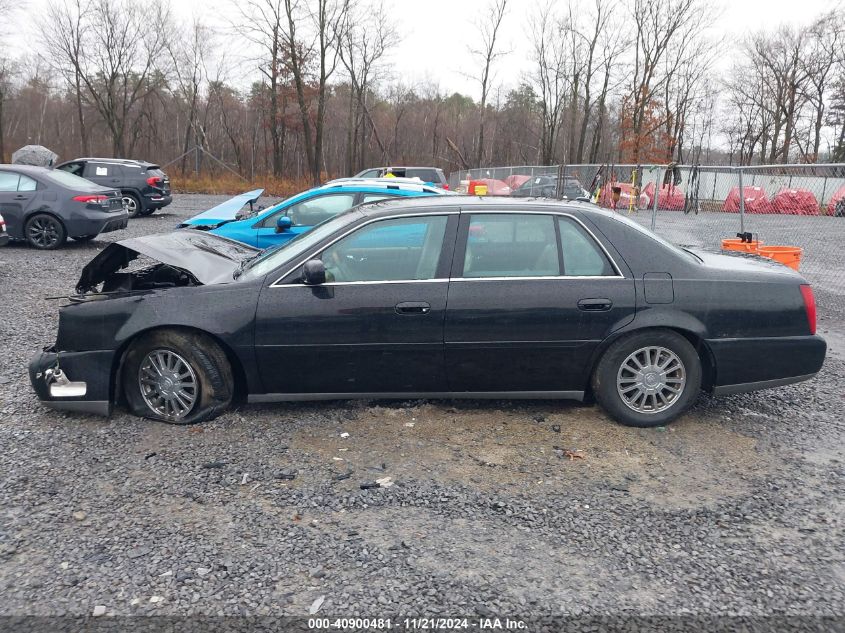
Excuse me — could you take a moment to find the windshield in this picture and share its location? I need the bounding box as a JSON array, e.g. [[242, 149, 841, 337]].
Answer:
[[47, 169, 106, 192], [239, 210, 362, 280]]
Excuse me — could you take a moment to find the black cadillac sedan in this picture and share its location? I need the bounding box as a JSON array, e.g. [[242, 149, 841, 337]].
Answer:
[[29, 197, 826, 428]]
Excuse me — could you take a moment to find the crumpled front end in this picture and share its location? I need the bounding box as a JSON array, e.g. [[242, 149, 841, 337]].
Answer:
[[29, 346, 116, 416]]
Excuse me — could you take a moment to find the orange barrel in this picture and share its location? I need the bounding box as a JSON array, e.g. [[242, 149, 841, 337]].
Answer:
[[757, 245, 802, 271], [721, 238, 763, 253]]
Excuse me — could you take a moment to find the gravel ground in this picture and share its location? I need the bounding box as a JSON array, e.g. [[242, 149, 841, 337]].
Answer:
[[0, 195, 843, 621]]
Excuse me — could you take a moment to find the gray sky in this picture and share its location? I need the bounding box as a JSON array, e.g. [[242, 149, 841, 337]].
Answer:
[[7, 0, 839, 98]]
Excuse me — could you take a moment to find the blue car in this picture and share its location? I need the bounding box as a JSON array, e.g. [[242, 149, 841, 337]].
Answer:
[[179, 178, 449, 249]]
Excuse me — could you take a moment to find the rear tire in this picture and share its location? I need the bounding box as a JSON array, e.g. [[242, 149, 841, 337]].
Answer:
[[591, 329, 701, 428], [25, 213, 66, 250], [122, 192, 142, 218], [122, 330, 233, 424]]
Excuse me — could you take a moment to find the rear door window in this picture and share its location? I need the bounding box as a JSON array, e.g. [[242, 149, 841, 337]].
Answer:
[[84, 162, 116, 178], [461, 213, 560, 278], [0, 171, 19, 191]]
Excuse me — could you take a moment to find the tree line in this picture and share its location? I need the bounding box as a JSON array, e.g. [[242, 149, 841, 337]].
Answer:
[[1, 0, 844, 185]]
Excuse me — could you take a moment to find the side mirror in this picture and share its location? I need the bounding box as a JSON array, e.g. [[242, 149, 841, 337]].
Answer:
[[302, 259, 326, 285], [275, 216, 293, 233]]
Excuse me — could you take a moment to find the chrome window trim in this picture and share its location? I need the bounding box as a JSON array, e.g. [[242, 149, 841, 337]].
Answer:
[[269, 212, 459, 287], [450, 275, 624, 282], [272, 279, 449, 288], [461, 210, 623, 279], [269, 208, 624, 288]]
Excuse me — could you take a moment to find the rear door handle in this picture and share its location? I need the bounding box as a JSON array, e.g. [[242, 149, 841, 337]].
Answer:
[[395, 301, 431, 315], [577, 298, 612, 312]]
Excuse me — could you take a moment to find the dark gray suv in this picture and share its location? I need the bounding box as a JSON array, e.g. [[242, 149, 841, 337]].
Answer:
[[0, 165, 127, 249], [55, 158, 172, 218]]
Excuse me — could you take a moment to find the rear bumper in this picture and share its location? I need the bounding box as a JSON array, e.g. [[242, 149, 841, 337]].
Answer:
[[29, 347, 115, 416], [69, 209, 129, 237], [708, 334, 826, 395], [145, 194, 172, 209]]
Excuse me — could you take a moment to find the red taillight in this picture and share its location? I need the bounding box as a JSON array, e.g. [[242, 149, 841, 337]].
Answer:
[[73, 195, 109, 203], [800, 284, 816, 335], [443, 183, 450, 190], [147, 176, 162, 186]]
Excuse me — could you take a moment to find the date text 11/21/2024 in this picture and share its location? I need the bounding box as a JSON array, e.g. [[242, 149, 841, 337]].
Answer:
[[307, 617, 528, 630]]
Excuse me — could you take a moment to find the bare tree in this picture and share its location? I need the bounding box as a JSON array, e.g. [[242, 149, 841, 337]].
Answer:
[[626, 0, 711, 163], [41, 0, 172, 156], [167, 17, 215, 174], [468, 0, 508, 167], [338, 0, 397, 173], [800, 11, 845, 160], [529, 2, 569, 164], [41, 0, 91, 155], [233, 0, 291, 176]]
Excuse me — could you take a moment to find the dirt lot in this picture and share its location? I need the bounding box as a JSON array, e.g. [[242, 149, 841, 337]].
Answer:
[[0, 195, 843, 621]]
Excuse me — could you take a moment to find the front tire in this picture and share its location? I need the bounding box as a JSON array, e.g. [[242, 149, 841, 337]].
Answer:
[[25, 213, 67, 250], [591, 329, 701, 427], [122, 330, 233, 424]]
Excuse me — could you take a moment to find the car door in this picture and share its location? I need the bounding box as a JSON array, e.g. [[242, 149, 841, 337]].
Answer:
[[252, 192, 359, 250], [0, 171, 38, 238], [444, 211, 636, 393], [254, 212, 458, 395]]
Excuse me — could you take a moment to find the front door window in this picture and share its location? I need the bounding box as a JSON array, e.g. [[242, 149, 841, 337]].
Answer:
[[320, 215, 449, 283]]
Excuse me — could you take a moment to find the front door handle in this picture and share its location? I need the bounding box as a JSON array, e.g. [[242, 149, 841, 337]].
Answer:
[[13, 195, 28, 201], [395, 301, 431, 315], [577, 298, 612, 312]]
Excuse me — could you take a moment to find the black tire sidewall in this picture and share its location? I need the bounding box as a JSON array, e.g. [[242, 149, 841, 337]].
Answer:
[[122, 330, 232, 424], [25, 214, 66, 250], [592, 329, 701, 428]]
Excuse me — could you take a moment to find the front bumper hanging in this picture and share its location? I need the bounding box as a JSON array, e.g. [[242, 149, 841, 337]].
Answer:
[[29, 347, 115, 416]]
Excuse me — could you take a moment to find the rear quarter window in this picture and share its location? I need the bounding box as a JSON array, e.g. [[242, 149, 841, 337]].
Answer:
[[558, 217, 616, 276]]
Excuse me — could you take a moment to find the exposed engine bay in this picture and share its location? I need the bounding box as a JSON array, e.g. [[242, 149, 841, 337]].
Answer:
[[73, 229, 260, 296], [99, 263, 199, 293]]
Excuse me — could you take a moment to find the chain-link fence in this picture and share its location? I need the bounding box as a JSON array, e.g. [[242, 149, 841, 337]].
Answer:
[[449, 163, 845, 320]]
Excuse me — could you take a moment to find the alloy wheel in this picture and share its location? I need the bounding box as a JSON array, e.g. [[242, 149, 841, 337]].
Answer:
[[138, 349, 198, 421], [616, 346, 686, 414], [27, 217, 61, 248], [123, 196, 137, 215]]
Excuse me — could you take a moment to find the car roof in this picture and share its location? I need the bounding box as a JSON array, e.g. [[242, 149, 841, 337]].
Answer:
[[357, 194, 599, 217], [59, 158, 156, 168], [0, 164, 53, 175]]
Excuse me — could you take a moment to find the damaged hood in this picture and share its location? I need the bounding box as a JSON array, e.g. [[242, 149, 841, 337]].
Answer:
[[178, 189, 265, 228], [76, 230, 260, 293]]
